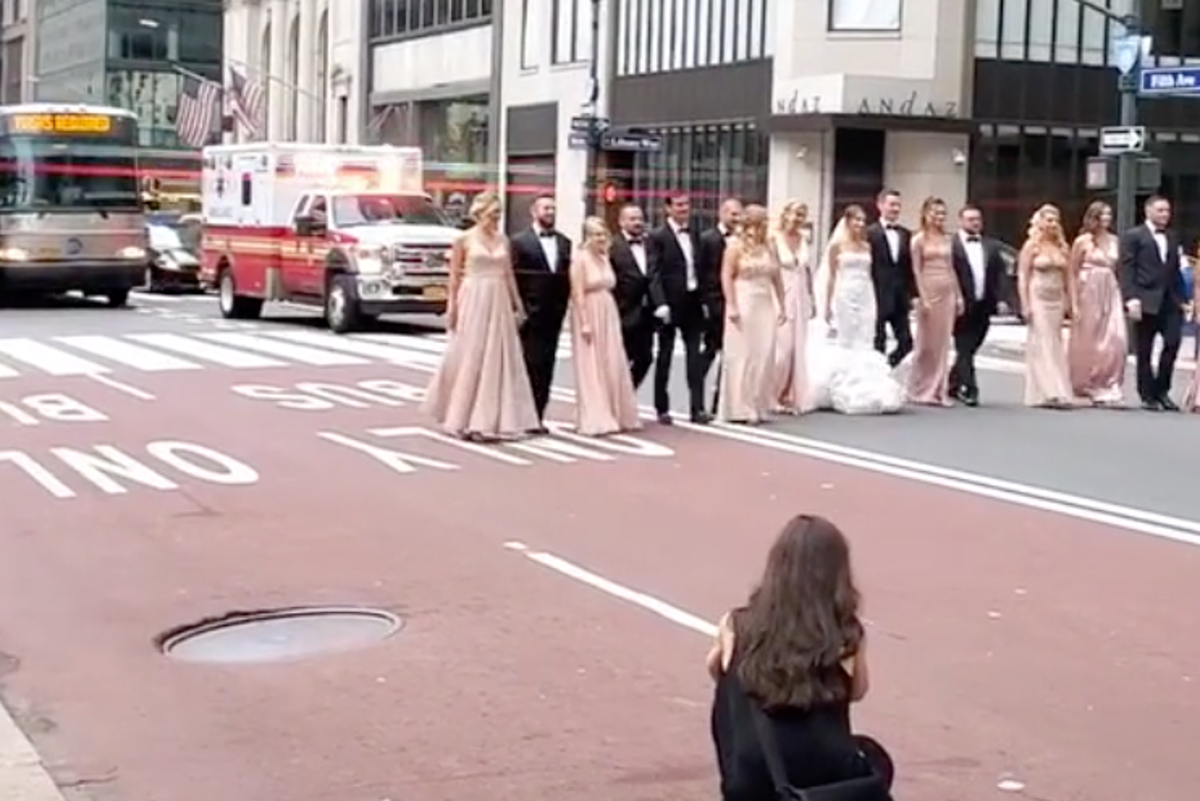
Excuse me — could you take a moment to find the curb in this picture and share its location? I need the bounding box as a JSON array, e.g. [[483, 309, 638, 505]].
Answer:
[[0, 700, 67, 801]]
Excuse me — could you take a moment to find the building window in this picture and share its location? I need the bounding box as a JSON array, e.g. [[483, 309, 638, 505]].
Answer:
[[828, 0, 901, 32], [551, 0, 586, 64], [616, 0, 769, 76], [520, 0, 537, 69], [368, 0, 491, 41]]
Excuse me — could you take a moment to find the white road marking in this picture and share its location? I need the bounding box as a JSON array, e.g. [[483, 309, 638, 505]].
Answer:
[[0, 361, 17, 378], [126, 333, 285, 368], [0, 338, 108, 375], [503, 541, 717, 636], [55, 335, 200, 371], [356, 333, 449, 354], [87, 373, 156, 400], [0, 701, 68, 801], [130, 291, 181, 303], [199, 332, 369, 365], [263, 330, 441, 366]]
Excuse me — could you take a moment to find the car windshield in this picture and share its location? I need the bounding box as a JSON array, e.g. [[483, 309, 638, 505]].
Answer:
[[0, 139, 140, 211], [331, 194, 448, 227], [147, 224, 184, 250]]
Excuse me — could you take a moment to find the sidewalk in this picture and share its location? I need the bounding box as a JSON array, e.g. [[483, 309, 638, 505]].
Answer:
[[984, 322, 1198, 370], [0, 701, 65, 801]]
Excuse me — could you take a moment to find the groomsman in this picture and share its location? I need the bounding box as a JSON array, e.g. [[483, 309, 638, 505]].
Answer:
[[1119, 194, 1187, 410], [610, 203, 654, 388], [698, 197, 743, 413], [866, 188, 916, 367], [511, 194, 572, 430], [647, 191, 709, 424], [949, 204, 1005, 406]]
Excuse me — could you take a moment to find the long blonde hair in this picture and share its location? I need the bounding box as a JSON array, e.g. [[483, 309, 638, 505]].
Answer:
[[468, 192, 501, 227], [1026, 203, 1068, 253], [736, 204, 770, 249], [581, 215, 610, 252], [778, 200, 808, 233]]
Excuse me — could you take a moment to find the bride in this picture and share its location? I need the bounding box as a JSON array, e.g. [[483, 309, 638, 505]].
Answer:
[[805, 204, 906, 414]]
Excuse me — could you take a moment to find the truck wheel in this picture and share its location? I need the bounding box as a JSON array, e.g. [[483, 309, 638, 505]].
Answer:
[[105, 288, 130, 307], [218, 269, 263, 320], [325, 274, 363, 334]]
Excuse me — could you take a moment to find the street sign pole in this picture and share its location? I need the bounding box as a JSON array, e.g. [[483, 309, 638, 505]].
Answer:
[[583, 0, 602, 218], [1116, 4, 1142, 233]]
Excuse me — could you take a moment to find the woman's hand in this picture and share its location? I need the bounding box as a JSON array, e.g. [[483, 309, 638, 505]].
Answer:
[[513, 305, 527, 326], [955, 296, 965, 316], [727, 307, 741, 328], [777, 310, 788, 326], [580, 324, 593, 343], [446, 305, 458, 332]]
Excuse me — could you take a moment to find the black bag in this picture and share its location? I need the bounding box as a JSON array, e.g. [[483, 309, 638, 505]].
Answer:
[[748, 705, 892, 801]]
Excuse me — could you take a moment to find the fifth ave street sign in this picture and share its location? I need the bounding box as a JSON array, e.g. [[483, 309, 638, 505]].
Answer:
[[1099, 126, 1146, 154]]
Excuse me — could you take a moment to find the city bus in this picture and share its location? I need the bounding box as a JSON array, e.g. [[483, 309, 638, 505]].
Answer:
[[0, 103, 149, 306]]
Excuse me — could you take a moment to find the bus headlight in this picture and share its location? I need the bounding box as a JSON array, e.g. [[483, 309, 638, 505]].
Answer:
[[119, 246, 147, 260], [0, 247, 29, 261]]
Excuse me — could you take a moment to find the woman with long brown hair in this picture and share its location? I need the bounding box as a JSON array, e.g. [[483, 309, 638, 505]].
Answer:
[[906, 196, 962, 406], [709, 515, 892, 799], [1018, 204, 1075, 408], [1067, 201, 1126, 406], [718, 204, 787, 424], [770, 200, 814, 414]]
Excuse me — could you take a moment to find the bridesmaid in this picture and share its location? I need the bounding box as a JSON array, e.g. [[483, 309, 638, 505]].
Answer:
[[770, 200, 815, 414], [422, 193, 540, 440], [569, 216, 642, 436], [906, 197, 961, 406], [718, 204, 787, 425], [1018, 204, 1075, 409], [1067, 201, 1126, 407]]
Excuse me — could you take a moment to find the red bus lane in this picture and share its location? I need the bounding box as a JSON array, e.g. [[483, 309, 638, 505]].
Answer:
[[0, 364, 1196, 801]]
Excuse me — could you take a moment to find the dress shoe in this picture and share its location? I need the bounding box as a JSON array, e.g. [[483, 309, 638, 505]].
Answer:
[[1159, 396, 1180, 412], [656, 413, 673, 425], [690, 411, 712, 425], [1140, 398, 1162, 411]]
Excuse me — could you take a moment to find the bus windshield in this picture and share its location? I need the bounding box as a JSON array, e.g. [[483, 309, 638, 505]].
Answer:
[[0, 138, 140, 212]]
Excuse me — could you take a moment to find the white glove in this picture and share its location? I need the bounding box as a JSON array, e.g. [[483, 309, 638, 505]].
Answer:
[[654, 305, 671, 323]]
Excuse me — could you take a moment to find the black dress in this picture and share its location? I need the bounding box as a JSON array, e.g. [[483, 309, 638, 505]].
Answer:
[[711, 646, 881, 801]]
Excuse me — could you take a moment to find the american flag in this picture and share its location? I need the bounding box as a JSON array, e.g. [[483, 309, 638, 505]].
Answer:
[[228, 65, 266, 139], [176, 76, 221, 148]]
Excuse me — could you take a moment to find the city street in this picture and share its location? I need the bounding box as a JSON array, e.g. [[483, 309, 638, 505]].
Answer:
[[1, 293, 1198, 801]]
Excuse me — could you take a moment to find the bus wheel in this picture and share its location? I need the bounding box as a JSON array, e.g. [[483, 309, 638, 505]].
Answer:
[[218, 269, 263, 319], [325, 274, 363, 334], [105, 289, 130, 307]]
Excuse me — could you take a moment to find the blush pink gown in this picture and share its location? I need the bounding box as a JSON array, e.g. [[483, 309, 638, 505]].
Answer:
[[771, 232, 812, 413], [422, 235, 540, 438], [718, 245, 780, 424], [569, 250, 641, 436], [1023, 249, 1075, 407], [1068, 235, 1126, 405], [1185, 362, 1200, 411], [906, 235, 957, 406]]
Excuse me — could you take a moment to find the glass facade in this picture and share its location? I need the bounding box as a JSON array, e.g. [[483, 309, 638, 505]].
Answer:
[[34, 0, 222, 150], [368, 0, 493, 42], [629, 122, 768, 227], [971, 0, 1200, 246]]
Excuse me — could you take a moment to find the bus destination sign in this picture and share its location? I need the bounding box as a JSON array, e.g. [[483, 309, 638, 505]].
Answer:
[[9, 113, 115, 134]]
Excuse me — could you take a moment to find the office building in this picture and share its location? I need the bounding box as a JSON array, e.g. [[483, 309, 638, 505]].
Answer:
[[496, 0, 1200, 245], [2, 0, 35, 103]]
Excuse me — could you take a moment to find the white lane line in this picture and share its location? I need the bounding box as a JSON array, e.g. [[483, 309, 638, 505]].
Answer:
[[127, 333, 285, 368], [0, 338, 108, 375], [200, 332, 368, 365], [355, 333, 451, 354], [87, 373, 156, 400], [55, 335, 200, 371], [263, 330, 442, 366], [503, 541, 717, 636], [0, 701, 68, 801], [130, 291, 181, 303], [0, 360, 18, 378]]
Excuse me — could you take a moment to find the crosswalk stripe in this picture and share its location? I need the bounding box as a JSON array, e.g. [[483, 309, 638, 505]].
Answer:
[[199, 332, 369, 365], [126, 333, 286, 368], [356, 333, 448, 354], [0, 337, 108, 375], [263, 330, 441, 366], [55, 335, 201, 371], [0, 362, 17, 379]]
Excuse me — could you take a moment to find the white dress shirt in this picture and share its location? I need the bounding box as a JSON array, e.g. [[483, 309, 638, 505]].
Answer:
[[883, 221, 901, 261], [1146, 220, 1167, 261], [536, 226, 559, 271], [625, 233, 647, 274], [958, 230, 986, 301], [669, 219, 697, 290]]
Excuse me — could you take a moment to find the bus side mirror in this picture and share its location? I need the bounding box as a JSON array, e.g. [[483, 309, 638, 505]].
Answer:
[[295, 215, 325, 236]]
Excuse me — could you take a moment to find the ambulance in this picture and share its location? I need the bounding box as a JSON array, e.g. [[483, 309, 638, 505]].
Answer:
[[199, 143, 458, 332]]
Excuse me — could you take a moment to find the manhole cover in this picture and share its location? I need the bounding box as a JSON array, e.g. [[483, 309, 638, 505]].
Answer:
[[159, 606, 401, 664]]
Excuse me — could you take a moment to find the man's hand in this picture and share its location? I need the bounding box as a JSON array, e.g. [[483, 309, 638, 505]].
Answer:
[[1125, 298, 1142, 321], [654, 305, 671, 324]]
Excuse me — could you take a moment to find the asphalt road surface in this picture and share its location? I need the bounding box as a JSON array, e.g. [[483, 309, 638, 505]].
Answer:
[[0, 293, 1197, 801]]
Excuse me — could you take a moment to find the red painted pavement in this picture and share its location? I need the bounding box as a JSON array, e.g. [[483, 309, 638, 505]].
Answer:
[[0, 363, 1196, 801]]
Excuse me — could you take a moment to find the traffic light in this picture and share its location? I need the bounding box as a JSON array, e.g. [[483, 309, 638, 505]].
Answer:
[[1146, 0, 1200, 58]]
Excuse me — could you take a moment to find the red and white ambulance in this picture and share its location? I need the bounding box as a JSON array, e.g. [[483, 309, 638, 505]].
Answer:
[[199, 143, 459, 332]]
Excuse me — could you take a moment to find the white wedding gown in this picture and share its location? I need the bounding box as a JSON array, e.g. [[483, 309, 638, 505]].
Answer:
[[801, 249, 905, 415]]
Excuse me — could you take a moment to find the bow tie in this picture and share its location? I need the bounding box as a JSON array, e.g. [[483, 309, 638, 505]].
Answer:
[[675, 227, 689, 234], [537, 230, 556, 239], [885, 224, 900, 231], [627, 236, 643, 245], [965, 235, 981, 243], [1153, 227, 1167, 235]]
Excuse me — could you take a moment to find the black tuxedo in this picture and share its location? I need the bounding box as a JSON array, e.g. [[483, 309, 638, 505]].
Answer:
[[697, 225, 731, 412], [511, 226, 572, 420], [646, 221, 708, 417], [610, 234, 654, 388], [948, 232, 1005, 400], [1118, 223, 1186, 402], [866, 221, 916, 366]]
